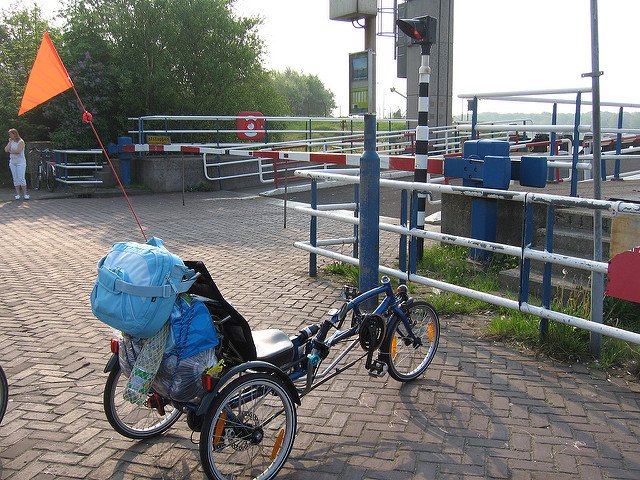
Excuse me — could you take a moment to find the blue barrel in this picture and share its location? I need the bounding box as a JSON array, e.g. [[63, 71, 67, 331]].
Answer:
[[117, 136, 133, 185]]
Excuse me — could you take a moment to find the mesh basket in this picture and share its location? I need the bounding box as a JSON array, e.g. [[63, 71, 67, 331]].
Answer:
[[123, 322, 170, 405]]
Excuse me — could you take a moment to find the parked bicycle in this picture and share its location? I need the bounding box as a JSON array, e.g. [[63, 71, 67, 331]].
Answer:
[[32, 148, 56, 192], [102, 262, 440, 480], [0, 365, 8, 425]]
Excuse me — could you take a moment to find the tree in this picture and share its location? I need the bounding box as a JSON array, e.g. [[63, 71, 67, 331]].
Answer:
[[273, 68, 336, 117], [61, 0, 289, 117], [0, 5, 57, 141]]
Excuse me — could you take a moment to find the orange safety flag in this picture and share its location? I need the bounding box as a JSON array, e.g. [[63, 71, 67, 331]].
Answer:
[[18, 32, 73, 116]]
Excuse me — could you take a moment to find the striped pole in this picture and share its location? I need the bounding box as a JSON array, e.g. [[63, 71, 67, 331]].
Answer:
[[414, 42, 432, 259], [397, 15, 437, 261]]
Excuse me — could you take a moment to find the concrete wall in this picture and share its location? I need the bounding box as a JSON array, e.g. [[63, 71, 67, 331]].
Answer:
[[441, 192, 548, 247], [133, 154, 263, 192]]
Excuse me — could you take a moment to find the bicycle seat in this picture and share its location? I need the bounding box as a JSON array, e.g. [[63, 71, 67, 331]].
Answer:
[[252, 329, 294, 367]]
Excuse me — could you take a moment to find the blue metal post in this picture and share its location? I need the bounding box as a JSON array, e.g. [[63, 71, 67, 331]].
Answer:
[[614, 107, 623, 180], [548, 103, 558, 182], [353, 183, 359, 259], [117, 136, 133, 186], [570, 92, 582, 197], [519, 198, 535, 305], [138, 117, 144, 144], [399, 189, 408, 273], [409, 190, 418, 276], [359, 114, 380, 293], [470, 97, 478, 140], [540, 204, 555, 341], [309, 180, 317, 277]]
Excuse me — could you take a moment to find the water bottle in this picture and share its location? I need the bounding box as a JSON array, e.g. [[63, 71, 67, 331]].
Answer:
[[124, 367, 153, 404]]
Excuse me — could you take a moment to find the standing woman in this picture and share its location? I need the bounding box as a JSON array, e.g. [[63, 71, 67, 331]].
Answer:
[[5, 128, 29, 200]]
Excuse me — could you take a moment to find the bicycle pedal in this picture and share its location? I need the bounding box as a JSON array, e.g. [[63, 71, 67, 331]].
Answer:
[[368, 360, 388, 378]]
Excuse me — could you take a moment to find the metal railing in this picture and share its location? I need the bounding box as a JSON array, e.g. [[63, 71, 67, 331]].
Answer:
[[292, 169, 640, 347], [458, 88, 640, 195], [52, 149, 103, 186]]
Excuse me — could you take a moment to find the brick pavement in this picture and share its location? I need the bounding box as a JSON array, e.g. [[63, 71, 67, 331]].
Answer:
[[0, 188, 639, 479]]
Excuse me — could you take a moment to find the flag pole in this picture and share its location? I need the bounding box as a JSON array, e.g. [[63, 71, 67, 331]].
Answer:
[[70, 86, 148, 241], [19, 32, 148, 242]]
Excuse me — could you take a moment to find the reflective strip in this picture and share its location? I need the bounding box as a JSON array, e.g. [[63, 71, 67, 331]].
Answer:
[[416, 126, 429, 141], [414, 154, 428, 170], [418, 97, 429, 113]]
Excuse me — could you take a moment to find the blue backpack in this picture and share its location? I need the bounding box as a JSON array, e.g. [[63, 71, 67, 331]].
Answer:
[[91, 237, 199, 338]]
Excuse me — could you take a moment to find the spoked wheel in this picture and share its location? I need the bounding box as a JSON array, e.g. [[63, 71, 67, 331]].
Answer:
[[33, 162, 43, 191], [103, 363, 182, 439], [200, 373, 297, 480], [0, 365, 8, 425], [382, 301, 440, 382], [46, 163, 56, 192]]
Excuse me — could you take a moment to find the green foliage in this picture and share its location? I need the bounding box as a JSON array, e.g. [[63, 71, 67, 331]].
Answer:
[[417, 244, 518, 315], [323, 262, 360, 287], [2, 0, 330, 148], [273, 68, 336, 117], [0, 5, 57, 143]]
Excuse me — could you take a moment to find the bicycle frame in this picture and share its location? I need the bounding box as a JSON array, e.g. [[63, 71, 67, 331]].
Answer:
[[285, 277, 420, 396]]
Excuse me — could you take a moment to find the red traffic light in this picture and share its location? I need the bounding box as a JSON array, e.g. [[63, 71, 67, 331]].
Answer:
[[396, 16, 437, 46]]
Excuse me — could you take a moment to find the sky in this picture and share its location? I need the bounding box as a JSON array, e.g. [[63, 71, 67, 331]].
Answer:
[[2, 0, 639, 118]]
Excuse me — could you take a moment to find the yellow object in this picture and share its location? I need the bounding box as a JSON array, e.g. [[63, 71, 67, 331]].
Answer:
[[206, 359, 225, 376]]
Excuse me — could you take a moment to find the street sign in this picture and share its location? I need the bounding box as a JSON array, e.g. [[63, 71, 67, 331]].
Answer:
[[349, 50, 375, 115]]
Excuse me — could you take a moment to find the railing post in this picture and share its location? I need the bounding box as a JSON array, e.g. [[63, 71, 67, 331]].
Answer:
[[519, 196, 535, 305], [589, 0, 604, 358], [470, 96, 478, 140], [614, 106, 623, 180], [309, 179, 317, 277], [570, 92, 581, 197], [353, 183, 359, 259], [548, 102, 558, 182], [409, 190, 418, 276], [399, 189, 408, 273], [540, 204, 555, 341]]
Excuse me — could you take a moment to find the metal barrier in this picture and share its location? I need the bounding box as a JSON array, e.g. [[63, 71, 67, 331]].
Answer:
[[52, 149, 103, 186], [292, 169, 640, 347], [458, 89, 640, 194]]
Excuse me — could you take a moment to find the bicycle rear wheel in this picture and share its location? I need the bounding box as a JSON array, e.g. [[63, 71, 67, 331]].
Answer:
[[0, 366, 8, 424], [46, 163, 56, 192], [199, 373, 297, 480], [382, 301, 440, 382], [103, 362, 182, 439], [33, 161, 43, 190]]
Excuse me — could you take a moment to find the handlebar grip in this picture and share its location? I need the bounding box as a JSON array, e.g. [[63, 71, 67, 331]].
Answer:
[[299, 323, 321, 343], [314, 320, 333, 344]]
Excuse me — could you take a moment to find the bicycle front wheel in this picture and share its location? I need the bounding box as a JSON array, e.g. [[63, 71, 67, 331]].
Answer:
[[382, 301, 440, 382], [103, 363, 182, 439], [0, 366, 8, 425], [200, 373, 297, 480]]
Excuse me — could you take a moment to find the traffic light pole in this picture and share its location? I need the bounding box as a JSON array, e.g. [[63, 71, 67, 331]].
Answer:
[[396, 15, 436, 262], [414, 41, 431, 260]]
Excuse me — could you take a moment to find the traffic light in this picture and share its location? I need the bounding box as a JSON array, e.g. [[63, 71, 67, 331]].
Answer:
[[396, 15, 437, 47]]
